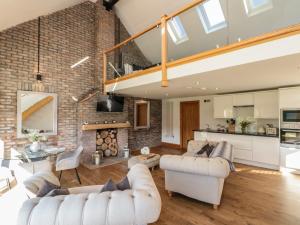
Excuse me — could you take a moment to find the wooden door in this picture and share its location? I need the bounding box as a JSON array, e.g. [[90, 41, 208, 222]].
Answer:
[[180, 101, 200, 149]]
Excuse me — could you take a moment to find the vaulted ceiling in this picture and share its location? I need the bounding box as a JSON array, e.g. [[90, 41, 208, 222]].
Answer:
[[0, 0, 97, 32], [114, 0, 300, 64]]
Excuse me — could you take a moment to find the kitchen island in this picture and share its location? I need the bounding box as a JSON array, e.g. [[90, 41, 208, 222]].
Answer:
[[194, 130, 280, 170], [193, 129, 279, 138]]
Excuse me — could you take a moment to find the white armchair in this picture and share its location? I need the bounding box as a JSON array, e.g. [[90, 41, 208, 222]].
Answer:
[[56, 146, 83, 184], [17, 164, 162, 225], [160, 140, 231, 209]]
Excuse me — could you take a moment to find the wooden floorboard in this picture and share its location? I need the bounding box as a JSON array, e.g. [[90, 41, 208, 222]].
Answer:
[[58, 146, 300, 225]]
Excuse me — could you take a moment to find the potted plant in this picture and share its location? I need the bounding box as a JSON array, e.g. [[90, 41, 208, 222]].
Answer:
[[27, 130, 43, 152], [239, 120, 251, 133]]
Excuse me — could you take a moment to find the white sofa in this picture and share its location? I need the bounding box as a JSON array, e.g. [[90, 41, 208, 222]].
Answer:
[[160, 140, 231, 209], [17, 164, 161, 225]]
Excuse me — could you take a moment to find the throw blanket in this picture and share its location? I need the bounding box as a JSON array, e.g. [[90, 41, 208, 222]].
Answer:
[[210, 141, 235, 172]]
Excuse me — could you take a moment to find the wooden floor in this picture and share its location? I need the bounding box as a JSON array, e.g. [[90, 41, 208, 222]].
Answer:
[[58, 146, 300, 225]]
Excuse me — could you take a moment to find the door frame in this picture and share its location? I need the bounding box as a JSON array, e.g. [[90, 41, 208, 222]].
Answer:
[[180, 100, 200, 149]]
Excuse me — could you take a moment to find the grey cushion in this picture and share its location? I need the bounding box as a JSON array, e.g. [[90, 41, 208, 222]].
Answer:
[[116, 176, 130, 191], [36, 180, 60, 197], [46, 188, 70, 197], [100, 179, 117, 193], [196, 144, 215, 157]]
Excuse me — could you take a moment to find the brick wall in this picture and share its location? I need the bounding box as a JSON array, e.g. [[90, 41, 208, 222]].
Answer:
[[0, 1, 162, 156], [128, 98, 162, 150]]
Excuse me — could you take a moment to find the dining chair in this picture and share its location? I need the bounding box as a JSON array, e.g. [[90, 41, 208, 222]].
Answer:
[[56, 146, 83, 184], [0, 159, 12, 190]]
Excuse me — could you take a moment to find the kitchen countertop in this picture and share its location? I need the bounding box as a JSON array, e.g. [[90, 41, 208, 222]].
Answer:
[[193, 129, 279, 138]]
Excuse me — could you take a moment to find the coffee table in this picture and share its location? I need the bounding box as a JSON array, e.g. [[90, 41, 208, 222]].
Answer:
[[128, 153, 160, 171]]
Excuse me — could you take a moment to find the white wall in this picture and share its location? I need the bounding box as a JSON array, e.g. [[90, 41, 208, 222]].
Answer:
[[162, 95, 226, 145], [162, 95, 279, 145]]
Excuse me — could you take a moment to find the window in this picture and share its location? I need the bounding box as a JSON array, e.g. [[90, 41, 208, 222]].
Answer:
[[243, 0, 273, 17], [197, 0, 227, 34], [167, 16, 189, 45]]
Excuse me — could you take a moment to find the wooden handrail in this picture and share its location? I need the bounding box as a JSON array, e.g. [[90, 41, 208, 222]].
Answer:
[[104, 23, 300, 86], [103, 0, 300, 88], [166, 0, 205, 20], [104, 21, 161, 54], [167, 23, 300, 68]]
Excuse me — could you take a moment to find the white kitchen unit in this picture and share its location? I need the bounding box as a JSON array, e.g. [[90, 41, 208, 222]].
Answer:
[[252, 137, 280, 165], [213, 95, 233, 118], [279, 87, 300, 109], [254, 90, 279, 119], [233, 93, 254, 106], [280, 146, 300, 174], [195, 131, 280, 170]]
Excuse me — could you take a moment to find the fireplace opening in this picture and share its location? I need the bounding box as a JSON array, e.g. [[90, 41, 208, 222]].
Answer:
[[96, 129, 118, 157]]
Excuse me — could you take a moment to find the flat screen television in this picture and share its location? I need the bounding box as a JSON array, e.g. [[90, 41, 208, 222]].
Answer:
[[97, 95, 124, 112]]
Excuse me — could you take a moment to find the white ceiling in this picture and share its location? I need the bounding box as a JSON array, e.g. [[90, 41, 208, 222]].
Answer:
[[112, 53, 300, 99], [0, 0, 96, 32], [115, 0, 300, 64]]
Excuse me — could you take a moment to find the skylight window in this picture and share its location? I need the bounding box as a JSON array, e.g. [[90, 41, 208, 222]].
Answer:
[[167, 16, 189, 45], [197, 0, 227, 34], [243, 0, 273, 17]]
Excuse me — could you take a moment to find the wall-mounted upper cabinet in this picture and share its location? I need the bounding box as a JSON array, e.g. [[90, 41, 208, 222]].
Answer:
[[254, 91, 279, 119], [279, 87, 300, 109], [213, 95, 233, 118], [233, 93, 254, 106]]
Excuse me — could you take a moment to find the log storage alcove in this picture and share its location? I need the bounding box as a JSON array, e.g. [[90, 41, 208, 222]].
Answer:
[[81, 122, 131, 159]]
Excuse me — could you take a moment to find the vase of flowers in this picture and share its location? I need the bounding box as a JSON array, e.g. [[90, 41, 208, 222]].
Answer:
[[239, 120, 251, 133], [27, 130, 43, 152]]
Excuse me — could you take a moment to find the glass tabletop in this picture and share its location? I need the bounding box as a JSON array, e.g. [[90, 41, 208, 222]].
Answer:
[[0, 146, 65, 162]]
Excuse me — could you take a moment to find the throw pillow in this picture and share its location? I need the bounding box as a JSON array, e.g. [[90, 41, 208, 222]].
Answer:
[[209, 141, 226, 158], [36, 180, 60, 197], [196, 143, 210, 155], [116, 176, 130, 191], [100, 179, 118, 193], [46, 188, 70, 197], [206, 145, 215, 157], [196, 144, 215, 157]]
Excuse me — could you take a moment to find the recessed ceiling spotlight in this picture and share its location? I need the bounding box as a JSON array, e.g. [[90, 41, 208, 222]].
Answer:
[[186, 86, 193, 89], [216, 44, 220, 48], [237, 37, 242, 42], [165, 93, 169, 97], [201, 87, 207, 90], [196, 81, 200, 85], [215, 87, 219, 90]]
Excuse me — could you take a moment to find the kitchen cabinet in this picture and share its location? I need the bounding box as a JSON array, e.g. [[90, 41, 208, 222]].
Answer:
[[213, 95, 233, 119], [233, 93, 254, 106], [254, 91, 279, 119], [279, 87, 300, 109], [194, 131, 280, 169], [253, 137, 279, 165]]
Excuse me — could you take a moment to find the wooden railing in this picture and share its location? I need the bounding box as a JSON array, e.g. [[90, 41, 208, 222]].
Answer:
[[103, 0, 300, 92]]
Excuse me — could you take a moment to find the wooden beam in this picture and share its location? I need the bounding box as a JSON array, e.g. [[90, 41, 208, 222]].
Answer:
[[161, 15, 168, 87], [81, 122, 131, 131], [22, 96, 53, 121]]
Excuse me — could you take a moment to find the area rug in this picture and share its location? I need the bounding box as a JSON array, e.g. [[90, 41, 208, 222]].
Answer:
[[81, 156, 128, 170]]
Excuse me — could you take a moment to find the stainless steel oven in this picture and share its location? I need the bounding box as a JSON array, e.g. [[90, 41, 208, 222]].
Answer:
[[280, 129, 300, 146], [281, 109, 300, 129]]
